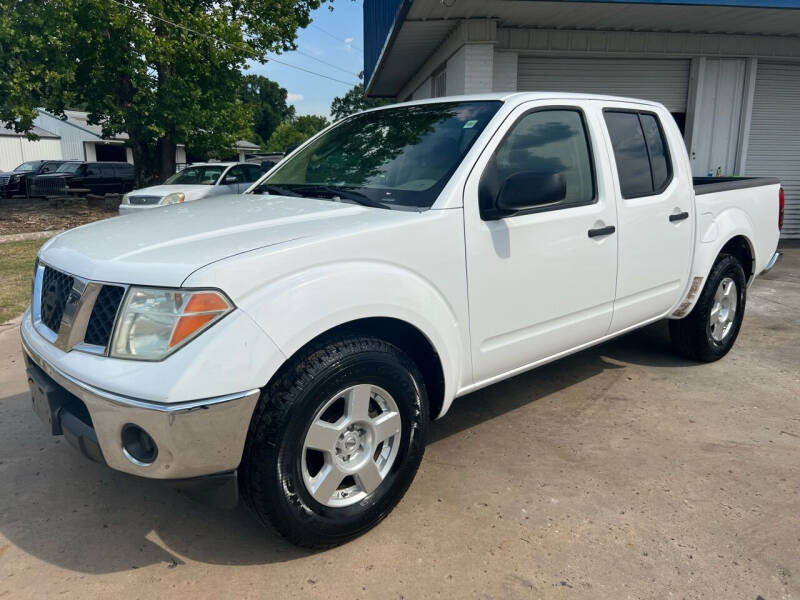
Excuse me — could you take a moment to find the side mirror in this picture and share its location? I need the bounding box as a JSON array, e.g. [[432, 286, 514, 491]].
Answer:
[[495, 171, 566, 216], [225, 176, 238, 184]]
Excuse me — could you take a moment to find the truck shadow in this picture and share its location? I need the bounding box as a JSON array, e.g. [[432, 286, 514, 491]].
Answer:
[[0, 321, 696, 573], [429, 319, 692, 443]]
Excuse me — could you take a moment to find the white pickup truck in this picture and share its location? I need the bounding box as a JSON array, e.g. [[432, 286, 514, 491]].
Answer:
[[22, 93, 783, 548]]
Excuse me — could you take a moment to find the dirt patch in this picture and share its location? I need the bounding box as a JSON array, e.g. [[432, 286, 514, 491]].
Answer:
[[0, 198, 117, 236]]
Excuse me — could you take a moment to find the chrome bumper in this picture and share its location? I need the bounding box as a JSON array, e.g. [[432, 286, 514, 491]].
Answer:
[[761, 251, 783, 274], [21, 329, 259, 479]]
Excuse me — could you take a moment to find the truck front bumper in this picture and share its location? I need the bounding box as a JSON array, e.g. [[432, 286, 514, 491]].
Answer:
[[21, 327, 260, 480]]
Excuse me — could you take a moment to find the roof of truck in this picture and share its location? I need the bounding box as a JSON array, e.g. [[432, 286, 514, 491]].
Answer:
[[363, 92, 664, 113]]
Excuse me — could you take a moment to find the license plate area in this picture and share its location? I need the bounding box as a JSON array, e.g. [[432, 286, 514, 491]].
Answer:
[[26, 363, 70, 435]]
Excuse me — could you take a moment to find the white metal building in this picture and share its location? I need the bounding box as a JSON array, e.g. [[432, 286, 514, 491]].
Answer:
[[364, 0, 800, 238], [0, 125, 62, 172]]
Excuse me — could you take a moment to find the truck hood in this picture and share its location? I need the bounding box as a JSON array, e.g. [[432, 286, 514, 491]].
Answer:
[[39, 194, 390, 286], [129, 184, 213, 200]]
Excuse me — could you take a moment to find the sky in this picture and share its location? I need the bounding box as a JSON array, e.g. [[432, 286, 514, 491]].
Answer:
[[247, 1, 366, 119]]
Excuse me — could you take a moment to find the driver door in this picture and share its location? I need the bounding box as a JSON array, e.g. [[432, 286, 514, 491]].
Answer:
[[464, 101, 619, 382]]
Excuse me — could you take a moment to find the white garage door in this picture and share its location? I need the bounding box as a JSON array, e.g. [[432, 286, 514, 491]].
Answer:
[[746, 62, 800, 239], [517, 57, 690, 112]]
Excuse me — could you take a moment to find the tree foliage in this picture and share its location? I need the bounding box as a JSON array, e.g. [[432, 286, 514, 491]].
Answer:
[[0, 0, 325, 185], [241, 74, 295, 146], [329, 72, 391, 121], [266, 114, 329, 152]]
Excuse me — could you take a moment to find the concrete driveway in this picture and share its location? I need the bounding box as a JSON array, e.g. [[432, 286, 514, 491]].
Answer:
[[1, 247, 798, 599]]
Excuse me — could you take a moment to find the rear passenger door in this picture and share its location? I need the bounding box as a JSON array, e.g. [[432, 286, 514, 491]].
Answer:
[[602, 106, 693, 333], [99, 164, 119, 194], [82, 164, 103, 194]]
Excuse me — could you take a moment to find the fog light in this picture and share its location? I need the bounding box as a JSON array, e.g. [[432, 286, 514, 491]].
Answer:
[[121, 424, 158, 465]]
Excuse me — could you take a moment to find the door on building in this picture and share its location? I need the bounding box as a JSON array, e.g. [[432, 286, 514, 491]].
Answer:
[[688, 58, 748, 177], [463, 102, 618, 383], [517, 57, 690, 132], [95, 143, 127, 162], [746, 62, 800, 239]]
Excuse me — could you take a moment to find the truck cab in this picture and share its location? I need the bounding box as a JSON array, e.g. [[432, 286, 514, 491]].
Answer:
[[21, 93, 782, 549]]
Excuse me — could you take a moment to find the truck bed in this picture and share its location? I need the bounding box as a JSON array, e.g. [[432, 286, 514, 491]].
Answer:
[[693, 176, 780, 195]]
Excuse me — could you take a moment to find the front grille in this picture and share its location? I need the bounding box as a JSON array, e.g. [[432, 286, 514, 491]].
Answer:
[[0, 175, 10, 187], [128, 195, 161, 206], [40, 266, 74, 334], [84, 285, 125, 346], [29, 176, 67, 197]]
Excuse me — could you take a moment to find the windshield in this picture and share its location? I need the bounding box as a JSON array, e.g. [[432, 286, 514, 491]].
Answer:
[[261, 101, 502, 209], [164, 165, 226, 185], [14, 161, 42, 172], [56, 162, 82, 173]]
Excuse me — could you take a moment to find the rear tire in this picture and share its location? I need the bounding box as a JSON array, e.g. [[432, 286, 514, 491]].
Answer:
[[669, 254, 747, 362], [240, 334, 428, 548]]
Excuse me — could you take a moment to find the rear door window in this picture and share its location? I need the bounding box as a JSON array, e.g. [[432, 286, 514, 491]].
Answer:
[[604, 110, 673, 198]]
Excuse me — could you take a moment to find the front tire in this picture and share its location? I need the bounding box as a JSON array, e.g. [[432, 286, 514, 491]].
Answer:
[[669, 254, 747, 362], [240, 334, 428, 548]]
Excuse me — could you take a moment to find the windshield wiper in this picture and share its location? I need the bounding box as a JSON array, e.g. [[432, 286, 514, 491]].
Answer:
[[257, 184, 307, 198], [295, 185, 392, 210]]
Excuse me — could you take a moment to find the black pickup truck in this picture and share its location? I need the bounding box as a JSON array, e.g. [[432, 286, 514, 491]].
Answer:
[[0, 160, 80, 198]]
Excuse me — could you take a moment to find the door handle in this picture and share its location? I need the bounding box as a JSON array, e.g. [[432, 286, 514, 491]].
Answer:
[[669, 211, 689, 222], [588, 225, 616, 238]]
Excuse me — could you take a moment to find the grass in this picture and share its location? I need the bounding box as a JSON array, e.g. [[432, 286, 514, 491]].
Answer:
[[0, 239, 45, 324]]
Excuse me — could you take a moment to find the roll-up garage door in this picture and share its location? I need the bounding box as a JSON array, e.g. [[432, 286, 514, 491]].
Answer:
[[517, 58, 690, 112], [746, 62, 800, 239]]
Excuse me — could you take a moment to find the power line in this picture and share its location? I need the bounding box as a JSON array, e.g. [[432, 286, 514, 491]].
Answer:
[[104, 0, 358, 87], [292, 49, 360, 77], [310, 23, 362, 51]]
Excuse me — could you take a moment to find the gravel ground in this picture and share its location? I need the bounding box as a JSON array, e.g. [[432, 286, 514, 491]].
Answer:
[[0, 198, 116, 236], [0, 246, 797, 599]]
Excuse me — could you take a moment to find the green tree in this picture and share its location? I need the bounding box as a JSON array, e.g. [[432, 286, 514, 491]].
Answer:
[[266, 115, 329, 152], [266, 122, 307, 153], [330, 72, 392, 121], [0, 0, 325, 185], [241, 74, 295, 146], [294, 115, 329, 136]]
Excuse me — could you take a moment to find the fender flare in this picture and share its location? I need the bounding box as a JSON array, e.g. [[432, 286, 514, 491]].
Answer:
[[671, 207, 755, 318], [235, 260, 468, 415]]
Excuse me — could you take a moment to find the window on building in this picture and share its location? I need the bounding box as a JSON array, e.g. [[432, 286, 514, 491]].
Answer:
[[479, 109, 596, 216], [431, 66, 446, 98], [604, 110, 673, 198]]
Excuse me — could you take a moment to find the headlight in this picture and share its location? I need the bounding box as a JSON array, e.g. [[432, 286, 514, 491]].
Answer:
[[111, 287, 233, 360], [9, 174, 20, 183], [121, 193, 129, 205], [160, 192, 185, 205]]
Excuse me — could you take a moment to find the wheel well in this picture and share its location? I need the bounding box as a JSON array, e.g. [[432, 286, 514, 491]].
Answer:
[[719, 236, 754, 283], [291, 318, 446, 421]]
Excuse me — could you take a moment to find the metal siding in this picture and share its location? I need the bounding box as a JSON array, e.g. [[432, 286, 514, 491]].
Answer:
[[746, 62, 800, 238], [518, 57, 690, 111], [0, 138, 24, 171], [33, 112, 95, 160], [0, 137, 62, 171], [363, 0, 406, 88]]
